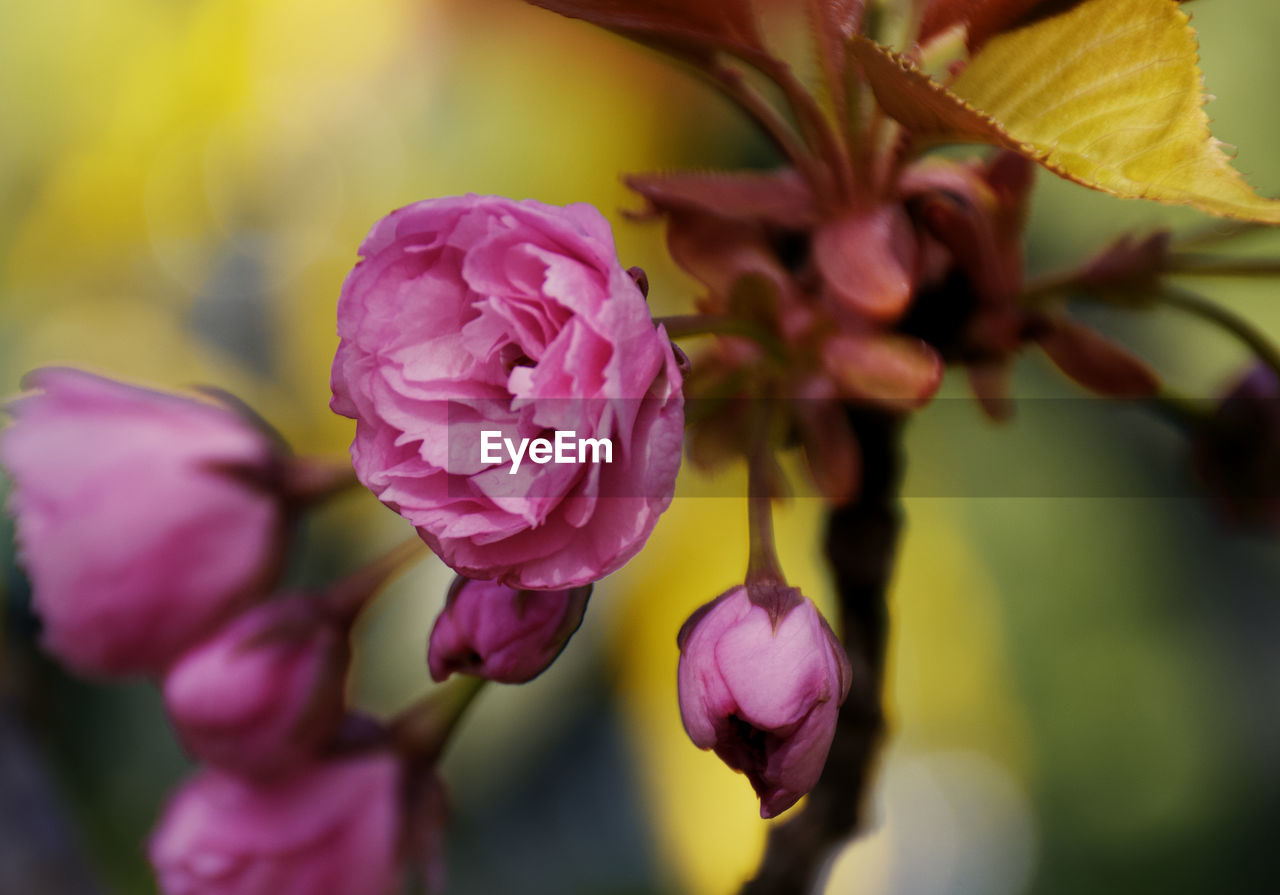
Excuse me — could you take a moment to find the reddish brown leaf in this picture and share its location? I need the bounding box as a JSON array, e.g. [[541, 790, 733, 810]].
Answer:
[[1037, 318, 1161, 398], [901, 159, 1022, 310], [660, 210, 794, 311], [983, 150, 1035, 231], [822, 332, 944, 407], [810, 0, 864, 51], [793, 389, 861, 504], [807, 0, 864, 115], [524, 0, 769, 61], [815, 204, 918, 322], [919, 0, 1087, 52], [1078, 232, 1172, 291], [848, 35, 1016, 148], [966, 360, 1015, 421], [626, 169, 819, 228]]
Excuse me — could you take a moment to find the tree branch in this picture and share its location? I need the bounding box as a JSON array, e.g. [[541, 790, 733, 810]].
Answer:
[[739, 407, 904, 895]]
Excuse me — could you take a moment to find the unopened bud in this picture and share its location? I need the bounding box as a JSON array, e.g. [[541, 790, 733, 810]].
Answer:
[[677, 585, 851, 818], [428, 577, 591, 684]]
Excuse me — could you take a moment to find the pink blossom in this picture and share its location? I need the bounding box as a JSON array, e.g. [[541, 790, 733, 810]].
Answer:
[[330, 196, 684, 589], [677, 586, 852, 818], [162, 596, 348, 777], [428, 576, 590, 684], [0, 368, 286, 676], [149, 754, 403, 895]]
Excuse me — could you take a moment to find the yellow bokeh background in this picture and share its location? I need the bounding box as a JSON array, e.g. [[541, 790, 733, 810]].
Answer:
[[6, 2, 1280, 894]]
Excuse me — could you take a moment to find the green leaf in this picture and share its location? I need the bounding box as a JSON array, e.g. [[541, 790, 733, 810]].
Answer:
[[852, 0, 1280, 223]]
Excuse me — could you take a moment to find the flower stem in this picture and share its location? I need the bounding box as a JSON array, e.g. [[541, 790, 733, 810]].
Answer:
[[1019, 267, 1086, 303], [694, 62, 832, 200], [1171, 220, 1268, 252], [745, 406, 786, 589], [1154, 286, 1280, 387], [753, 56, 856, 203], [1167, 255, 1280, 278], [390, 675, 487, 765], [655, 313, 765, 341], [284, 456, 362, 508], [1148, 388, 1214, 433], [745, 473, 784, 589], [741, 408, 902, 895], [323, 537, 430, 625]]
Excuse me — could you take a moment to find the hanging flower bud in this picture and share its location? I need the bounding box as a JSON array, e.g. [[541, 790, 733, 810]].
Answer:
[[148, 754, 403, 895], [676, 585, 852, 818], [1194, 363, 1280, 529], [162, 596, 349, 778], [0, 368, 290, 676], [428, 577, 591, 684]]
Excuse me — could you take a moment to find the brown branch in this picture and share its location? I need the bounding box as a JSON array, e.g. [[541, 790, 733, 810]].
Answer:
[[739, 407, 903, 895]]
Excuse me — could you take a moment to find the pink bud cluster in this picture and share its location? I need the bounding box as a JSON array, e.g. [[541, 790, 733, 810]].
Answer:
[[0, 369, 430, 895], [0, 197, 693, 893]]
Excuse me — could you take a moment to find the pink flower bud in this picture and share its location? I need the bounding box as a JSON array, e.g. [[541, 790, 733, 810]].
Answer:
[[162, 596, 348, 778], [0, 368, 288, 676], [149, 754, 403, 895], [428, 577, 590, 684], [677, 585, 851, 818], [1194, 363, 1280, 529]]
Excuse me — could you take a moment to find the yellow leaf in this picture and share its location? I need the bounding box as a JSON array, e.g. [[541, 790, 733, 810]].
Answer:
[[852, 0, 1280, 223]]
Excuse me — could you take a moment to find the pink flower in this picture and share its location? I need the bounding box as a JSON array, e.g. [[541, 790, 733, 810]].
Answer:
[[329, 196, 684, 589], [0, 368, 287, 676], [149, 754, 403, 895], [677, 585, 852, 818], [163, 596, 348, 777], [428, 576, 590, 684]]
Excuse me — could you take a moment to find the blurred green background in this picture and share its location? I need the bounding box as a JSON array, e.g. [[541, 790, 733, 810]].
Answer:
[[5, 1, 1280, 893]]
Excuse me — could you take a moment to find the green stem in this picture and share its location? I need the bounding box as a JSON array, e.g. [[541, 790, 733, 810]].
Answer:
[[1155, 287, 1280, 387], [655, 313, 779, 348], [324, 536, 429, 625], [753, 56, 855, 203], [1019, 268, 1084, 304], [1148, 387, 1214, 433], [1167, 256, 1280, 278], [744, 406, 786, 588], [284, 456, 361, 508], [391, 676, 487, 764], [1171, 220, 1268, 252], [693, 62, 832, 200]]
